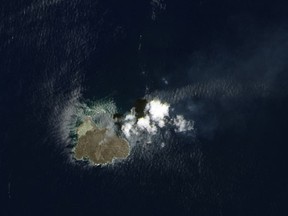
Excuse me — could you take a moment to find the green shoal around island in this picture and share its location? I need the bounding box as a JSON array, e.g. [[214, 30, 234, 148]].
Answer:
[[73, 117, 130, 165]]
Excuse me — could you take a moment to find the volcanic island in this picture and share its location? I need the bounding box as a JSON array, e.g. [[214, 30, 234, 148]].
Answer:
[[73, 117, 130, 165]]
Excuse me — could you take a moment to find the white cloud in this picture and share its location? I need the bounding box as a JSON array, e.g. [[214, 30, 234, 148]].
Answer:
[[121, 122, 133, 138], [137, 115, 150, 129], [146, 99, 169, 127], [137, 115, 157, 134], [120, 99, 193, 142], [173, 115, 194, 132]]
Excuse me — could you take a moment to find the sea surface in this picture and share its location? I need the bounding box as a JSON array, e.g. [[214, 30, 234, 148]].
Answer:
[[1, 0, 288, 215]]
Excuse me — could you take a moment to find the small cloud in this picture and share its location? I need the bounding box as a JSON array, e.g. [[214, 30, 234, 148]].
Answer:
[[120, 99, 193, 142], [172, 115, 194, 132], [146, 99, 169, 124], [162, 77, 169, 85], [137, 115, 157, 134]]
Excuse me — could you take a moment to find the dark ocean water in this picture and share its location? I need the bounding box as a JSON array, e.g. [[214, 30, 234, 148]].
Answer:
[[1, 0, 288, 215]]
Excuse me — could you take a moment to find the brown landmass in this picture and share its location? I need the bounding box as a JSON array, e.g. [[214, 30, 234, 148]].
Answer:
[[73, 124, 130, 165]]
